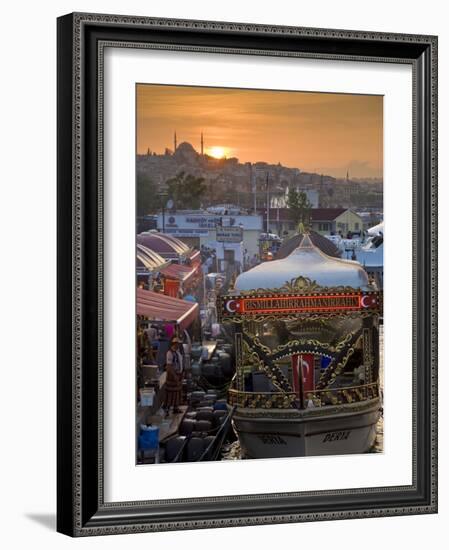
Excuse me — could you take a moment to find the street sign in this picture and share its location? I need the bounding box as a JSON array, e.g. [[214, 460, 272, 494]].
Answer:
[[216, 226, 243, 243]]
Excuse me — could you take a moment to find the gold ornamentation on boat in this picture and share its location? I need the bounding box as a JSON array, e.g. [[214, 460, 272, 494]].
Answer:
[[243, 276, 360, 296], [219, 311, 375, 324]]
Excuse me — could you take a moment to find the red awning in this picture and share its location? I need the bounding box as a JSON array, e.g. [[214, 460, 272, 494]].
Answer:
[[136, 288, 199, 330], [188, 249, 201, 265], [160, 263, 196, 284]]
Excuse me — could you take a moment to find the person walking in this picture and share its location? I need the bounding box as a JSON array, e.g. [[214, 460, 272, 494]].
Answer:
[[163, 337, 184, 416]]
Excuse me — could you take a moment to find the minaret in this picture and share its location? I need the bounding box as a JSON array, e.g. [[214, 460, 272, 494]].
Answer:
[[200, 132, 204, 155], [345, 169, 350, 201], [319, 174, 324, 207], [174, 131, 177, 152]]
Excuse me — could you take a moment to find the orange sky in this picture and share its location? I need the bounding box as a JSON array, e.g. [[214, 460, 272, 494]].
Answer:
[[137, 84, 383, 179]]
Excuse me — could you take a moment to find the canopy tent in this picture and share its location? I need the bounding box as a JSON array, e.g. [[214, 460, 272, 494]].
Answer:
[[136, 244, 168, 271], [137, 231, 200, 265], [136, 288, 199, 330], [187, 248, 201, 265], [160, 263, 196, 284], [137, 232, 190, 258]]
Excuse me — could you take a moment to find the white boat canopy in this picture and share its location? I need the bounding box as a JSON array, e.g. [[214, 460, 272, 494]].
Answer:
[[235, 234, 370, 291], [367, 221, 384, 237]]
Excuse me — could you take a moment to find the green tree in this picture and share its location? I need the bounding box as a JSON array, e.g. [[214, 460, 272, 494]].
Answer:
[[286, 188, 312, 230], [136, 173, 160, 216], [166, 172, 207, 209]]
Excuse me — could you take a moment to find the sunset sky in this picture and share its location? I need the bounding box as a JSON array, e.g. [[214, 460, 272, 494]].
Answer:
[[137, 84, 383, 179]]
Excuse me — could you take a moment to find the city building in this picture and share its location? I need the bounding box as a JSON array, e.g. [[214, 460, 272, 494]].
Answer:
[[270, 188, 319, 209], [310, 208, 363, 236], [137, 139, 382, 213], [257, 207, 364, 237], [156, 208, 263, 262]]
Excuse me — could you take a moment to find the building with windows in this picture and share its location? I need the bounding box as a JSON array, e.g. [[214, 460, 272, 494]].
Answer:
[[156, 209, 264, 261], [310, 208, 363, 236], [257, 207, 364, 238]]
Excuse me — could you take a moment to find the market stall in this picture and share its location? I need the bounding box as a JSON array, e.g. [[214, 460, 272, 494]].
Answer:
[[137, 288, 199, 330], [159, 263, 198, 298], [136, 244, 169, 288]]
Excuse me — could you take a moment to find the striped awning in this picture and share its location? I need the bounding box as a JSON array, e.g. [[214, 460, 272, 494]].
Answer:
[[136, 288, 199, 330], [160, 263, 196, 283], [187, 249, 201, 265], [137, 232, 191, 258], [136, 244, 168, 271]]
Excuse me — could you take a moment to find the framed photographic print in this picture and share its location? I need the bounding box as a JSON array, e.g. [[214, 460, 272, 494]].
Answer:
[[57, 12, 438, 536]]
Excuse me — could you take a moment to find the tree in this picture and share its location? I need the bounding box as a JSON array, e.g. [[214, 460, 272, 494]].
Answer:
[[136, 173, 160, 216], [166, 172, 207, 209], [286, 188, 312, 230]]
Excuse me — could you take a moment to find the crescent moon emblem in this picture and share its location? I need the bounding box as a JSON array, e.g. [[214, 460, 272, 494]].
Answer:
[[225, 300, 237, 313], [361, 295, 373, 308]]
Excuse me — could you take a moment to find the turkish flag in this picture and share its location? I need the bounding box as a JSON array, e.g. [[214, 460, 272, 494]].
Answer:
[[301, 354, 315, 392], [361, 293, 377, 308], [292, 354, 315, 394]]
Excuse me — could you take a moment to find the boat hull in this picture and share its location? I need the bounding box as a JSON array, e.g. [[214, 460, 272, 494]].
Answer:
[[232, 398, 381, 458]]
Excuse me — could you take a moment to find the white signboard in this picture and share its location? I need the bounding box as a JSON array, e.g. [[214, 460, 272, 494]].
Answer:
[[216, 226, 243, 242]]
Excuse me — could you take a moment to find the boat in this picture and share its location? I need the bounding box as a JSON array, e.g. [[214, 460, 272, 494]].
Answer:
[[325, 221, 384, 290], [138, 401, 236, 464], [162, 404, 236, 463], [217, 233, 382, 459], [352, 221, 384, 290], [230, 399, 380, 458]]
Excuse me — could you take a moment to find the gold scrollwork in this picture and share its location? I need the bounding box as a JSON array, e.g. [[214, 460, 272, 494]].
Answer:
[[249, 330, 355, 359], [220, 311, 375, 324], [243, 276, 360, 295], [316, 346, 355, 389]]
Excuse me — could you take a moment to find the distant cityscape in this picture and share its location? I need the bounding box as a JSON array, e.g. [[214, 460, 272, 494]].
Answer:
[[137, 134, 383, 215]]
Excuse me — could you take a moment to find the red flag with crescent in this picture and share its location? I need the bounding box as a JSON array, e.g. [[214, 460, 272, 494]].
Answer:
[[292, 354, 315, 394]]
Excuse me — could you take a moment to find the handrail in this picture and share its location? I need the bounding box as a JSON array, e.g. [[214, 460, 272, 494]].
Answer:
[[197, 405, 237, 461], [228, 382, 379, 409]]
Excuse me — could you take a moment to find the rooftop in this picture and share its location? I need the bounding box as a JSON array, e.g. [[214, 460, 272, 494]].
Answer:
[[275, 231, 341, 260], [256, 207, 350, 222], [235, 234, 370, 292]]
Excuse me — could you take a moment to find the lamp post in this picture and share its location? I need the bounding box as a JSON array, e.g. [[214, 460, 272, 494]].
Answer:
[[250, 165, 257, 214], [159, 184, 168, 233], [276, 198, 280, 237], [266, 172, 270, 234]]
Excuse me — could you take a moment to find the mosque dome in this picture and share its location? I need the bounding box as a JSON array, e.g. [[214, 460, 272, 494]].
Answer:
[[174, 142, 198, 160]]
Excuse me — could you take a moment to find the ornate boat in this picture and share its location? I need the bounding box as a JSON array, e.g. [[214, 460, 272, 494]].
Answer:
[[217, 234, 382, 458]]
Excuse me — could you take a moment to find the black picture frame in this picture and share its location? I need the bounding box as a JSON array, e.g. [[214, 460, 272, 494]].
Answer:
[[57, 12, 438, 536]]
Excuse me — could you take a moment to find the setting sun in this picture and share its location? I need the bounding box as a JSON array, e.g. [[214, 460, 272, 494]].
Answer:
[[208, 146, 227, 159]]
